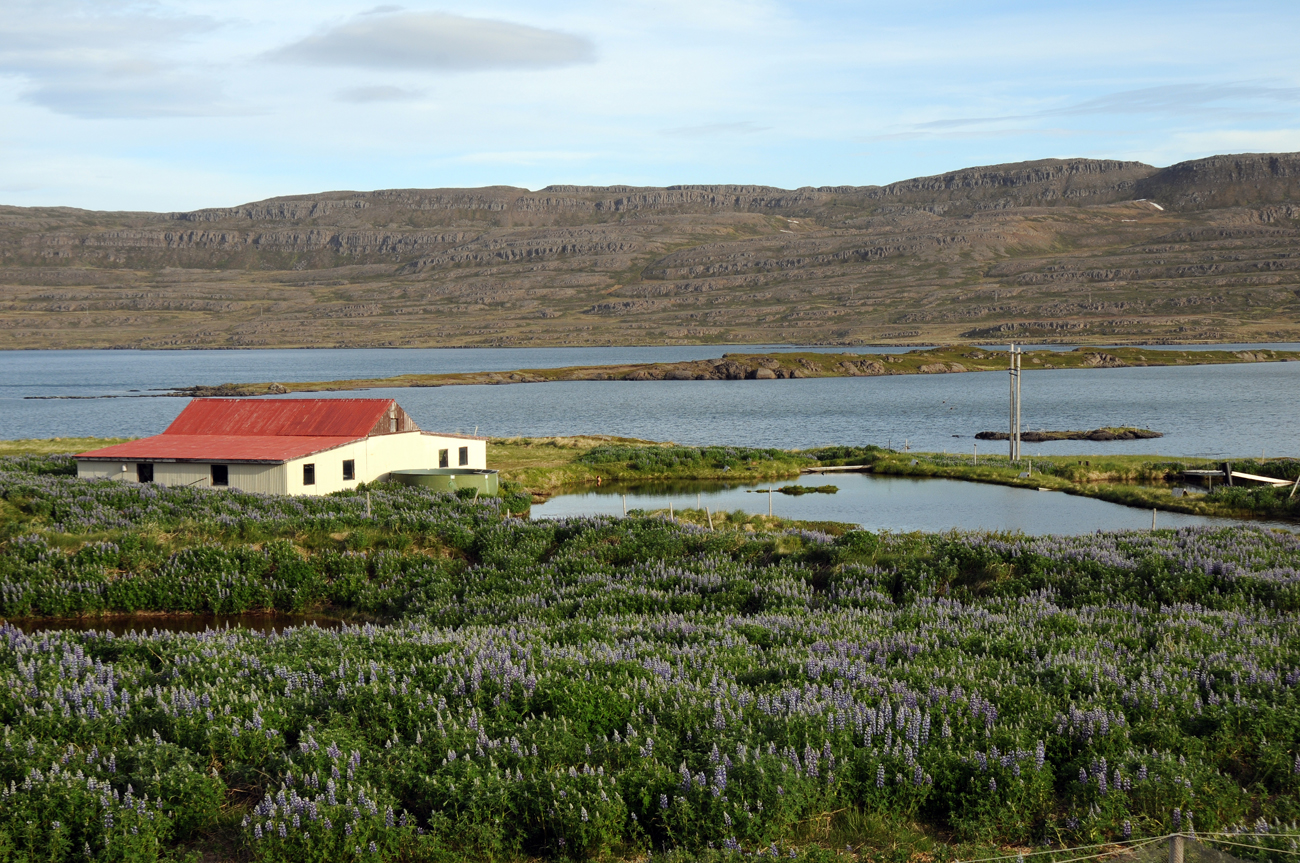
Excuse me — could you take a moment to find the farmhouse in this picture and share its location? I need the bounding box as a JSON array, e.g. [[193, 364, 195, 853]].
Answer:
[[74, 398, 486, 495]]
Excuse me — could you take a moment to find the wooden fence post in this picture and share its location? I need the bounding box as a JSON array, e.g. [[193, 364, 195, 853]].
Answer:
[[1168, 834, 1184, 863]]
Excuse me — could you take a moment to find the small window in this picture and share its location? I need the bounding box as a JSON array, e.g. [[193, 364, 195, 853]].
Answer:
[[390, 416, 398, 433], [136, 463, 153, 483], [342, 459, 355, 481], [303, 463, 316, 486], [438, 448, 449, 468], [458, 446, 469, 467], [211, 464, 228, 487]]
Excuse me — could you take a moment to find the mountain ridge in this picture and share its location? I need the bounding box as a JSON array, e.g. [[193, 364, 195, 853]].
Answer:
[[1, 151, 1298, 349]]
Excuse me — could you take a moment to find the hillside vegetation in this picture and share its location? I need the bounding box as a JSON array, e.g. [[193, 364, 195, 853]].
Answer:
[[2, 153, 1300, 348]]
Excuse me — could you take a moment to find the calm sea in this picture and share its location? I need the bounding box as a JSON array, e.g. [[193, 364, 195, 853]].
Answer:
[[2, 345, 1298, 457]]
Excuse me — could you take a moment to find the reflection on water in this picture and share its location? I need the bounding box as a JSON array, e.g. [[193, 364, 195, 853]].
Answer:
[[3, 613, 347, 636], [532, 473, 1296, 535]]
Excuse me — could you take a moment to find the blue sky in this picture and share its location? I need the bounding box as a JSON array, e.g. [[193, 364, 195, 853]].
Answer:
[[2, 0, 1298, 211]]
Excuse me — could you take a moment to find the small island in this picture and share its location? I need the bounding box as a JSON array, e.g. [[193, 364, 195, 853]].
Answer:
[[124, 345, 1300, 400], [975, 427, 1163, 442]]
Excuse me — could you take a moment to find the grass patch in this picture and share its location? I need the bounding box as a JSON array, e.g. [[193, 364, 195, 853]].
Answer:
[[0, 437, 131, 457]]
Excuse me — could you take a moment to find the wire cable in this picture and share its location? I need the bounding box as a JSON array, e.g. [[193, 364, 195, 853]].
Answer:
[[957, 835, 1166, 863], [1197, 837, 1300, 857], [957, 831, 1300, 863]]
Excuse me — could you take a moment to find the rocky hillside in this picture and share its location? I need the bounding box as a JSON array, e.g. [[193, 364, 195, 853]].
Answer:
[[2, 152, 1298, 348]]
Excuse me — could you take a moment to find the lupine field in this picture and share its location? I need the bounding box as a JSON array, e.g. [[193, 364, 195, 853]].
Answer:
[[1, 456, 1299, 862]]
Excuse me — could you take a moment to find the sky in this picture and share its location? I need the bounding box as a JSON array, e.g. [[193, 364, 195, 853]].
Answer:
[[1, 0, 1299, 211]]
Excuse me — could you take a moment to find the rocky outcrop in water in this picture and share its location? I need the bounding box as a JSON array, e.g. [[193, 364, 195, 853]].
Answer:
[[975, 427, 1163, 442]]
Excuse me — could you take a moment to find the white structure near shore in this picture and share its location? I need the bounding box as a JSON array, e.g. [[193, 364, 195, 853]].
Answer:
[[75, 398, 485, 496]]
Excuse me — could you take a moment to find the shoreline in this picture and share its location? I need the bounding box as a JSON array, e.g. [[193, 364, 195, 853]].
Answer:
[[146, 345, 1300, 398]]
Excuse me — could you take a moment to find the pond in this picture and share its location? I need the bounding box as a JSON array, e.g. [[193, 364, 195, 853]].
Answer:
[[2, 613, 348, 636], [531, 472, 1296, 535]]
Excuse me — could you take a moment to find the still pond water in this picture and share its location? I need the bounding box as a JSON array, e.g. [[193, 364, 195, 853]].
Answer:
[[532, 472, 1293, 535]]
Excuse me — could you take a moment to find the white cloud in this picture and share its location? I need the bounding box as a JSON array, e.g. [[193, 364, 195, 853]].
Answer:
[[336, 85, 422, 103], [267, 11, 595, 72], [913, 83, 1300, 132], [0, 1, 234, 118], [663, 121, 771, 138], [21, 74, 243, 120], [453, 150, 598, 166]]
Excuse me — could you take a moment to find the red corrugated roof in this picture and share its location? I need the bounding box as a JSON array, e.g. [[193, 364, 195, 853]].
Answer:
[[75, 398, 420, 463], [163, 398, 397, 438], [76, 434, 366, 464]]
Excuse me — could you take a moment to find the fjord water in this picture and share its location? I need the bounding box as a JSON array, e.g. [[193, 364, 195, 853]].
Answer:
[[4, 346, 1298, 458], [532, 472, 1288, 535]]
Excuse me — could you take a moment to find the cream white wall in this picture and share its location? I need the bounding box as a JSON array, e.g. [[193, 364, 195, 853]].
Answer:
[[422, 435, 487, 472], [282, 432, 486, 495], [76, 431, 486, 497]]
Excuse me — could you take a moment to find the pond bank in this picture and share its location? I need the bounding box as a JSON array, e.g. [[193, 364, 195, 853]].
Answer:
[[487, 438, 1299, 523]]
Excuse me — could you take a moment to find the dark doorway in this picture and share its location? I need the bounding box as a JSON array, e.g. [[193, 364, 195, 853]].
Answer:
[[136, 463, 153, 483], [211, 464, 228, 487]]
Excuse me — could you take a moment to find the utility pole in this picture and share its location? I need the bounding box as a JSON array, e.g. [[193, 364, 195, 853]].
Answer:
[[1008, 344, 1022, 462]]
